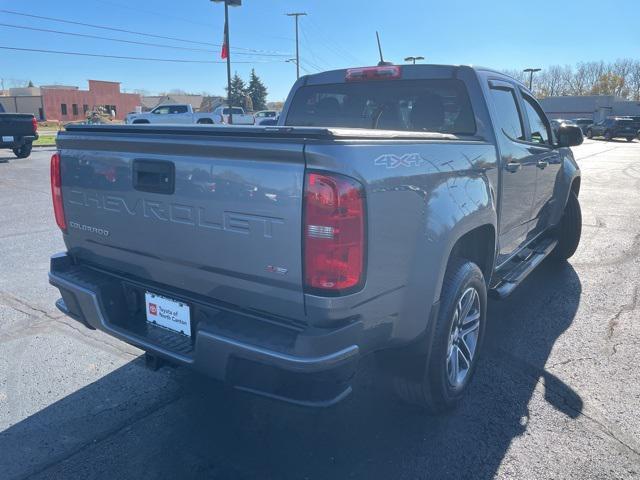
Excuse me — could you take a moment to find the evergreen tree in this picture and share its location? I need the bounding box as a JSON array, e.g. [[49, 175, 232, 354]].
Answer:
[[226, 73, 247, 107], [247, 69, 268, 111]]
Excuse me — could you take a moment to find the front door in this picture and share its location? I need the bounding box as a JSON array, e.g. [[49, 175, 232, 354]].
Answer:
[[520, 92, 562, 238], [488, 82, 538, 265]]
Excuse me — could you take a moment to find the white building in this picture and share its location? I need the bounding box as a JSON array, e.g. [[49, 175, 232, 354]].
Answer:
[[539, 95, 640, 122]]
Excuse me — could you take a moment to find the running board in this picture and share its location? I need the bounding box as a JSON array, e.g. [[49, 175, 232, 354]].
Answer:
[[490, 238, 558, 299]]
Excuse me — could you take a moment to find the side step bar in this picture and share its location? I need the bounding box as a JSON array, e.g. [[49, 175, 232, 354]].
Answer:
[[490, 238, 558, 299]]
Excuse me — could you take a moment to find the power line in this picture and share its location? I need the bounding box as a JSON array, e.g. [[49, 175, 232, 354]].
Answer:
[[305, 17, 364, 65], [0, 9, 288, 55], [300, 59, 323, 73], [95, 0, 214, 28], [0, 23, 290, 57], [299, 24, 332, 70], [0, 46, 286, 64]]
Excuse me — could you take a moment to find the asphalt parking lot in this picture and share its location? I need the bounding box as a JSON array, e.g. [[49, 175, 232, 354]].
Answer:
[[1, 140, 639, 480]]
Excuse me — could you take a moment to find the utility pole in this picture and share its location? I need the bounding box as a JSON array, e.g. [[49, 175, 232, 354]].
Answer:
[[212, 0, 241, 123], [523, 67, 541, 91], [286, 12, 306, 79], [404, 56, 425, 65]]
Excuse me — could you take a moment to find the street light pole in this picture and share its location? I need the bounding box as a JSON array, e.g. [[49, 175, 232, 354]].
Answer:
[[523, 67, 541, 91], [224, 1, 232, 123], [212, 0, 241, 124], [404, 56, 425, 65], [286, 12, 306, 80]]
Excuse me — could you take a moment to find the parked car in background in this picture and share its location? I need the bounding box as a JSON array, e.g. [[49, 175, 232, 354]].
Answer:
[[572, 118, 593, 134], [0, 103, 38, 158], [212, 106, 255, 125], [125, 104, 221, 125], [550, 118, 576, 126], [254, 110, 280, 125], [586, 117, 637, 141], [628, 116, 640, 137], [550, 119, 577, 138], [49, 64, 583, 412]]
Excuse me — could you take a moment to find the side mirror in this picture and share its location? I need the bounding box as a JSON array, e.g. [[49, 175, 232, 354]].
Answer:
[[556, 124, 583, 147]]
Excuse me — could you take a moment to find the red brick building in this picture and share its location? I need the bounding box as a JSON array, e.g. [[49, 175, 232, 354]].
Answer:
[[41, 80, 141, 121]]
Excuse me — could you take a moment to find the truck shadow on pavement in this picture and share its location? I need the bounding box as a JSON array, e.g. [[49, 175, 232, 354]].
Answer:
[[1, 259, 582, 480]]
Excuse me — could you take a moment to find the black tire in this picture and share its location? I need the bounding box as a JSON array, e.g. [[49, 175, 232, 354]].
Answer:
[[197, 118, 214, 124], [132, 120, 149, 124], [553, 191, 582, 260], [13, 143, 32, 159], [626, 137, 634, 142], [393, 258, 487, 413], [604, 130, 612, 141], [586, 129, 593, 139]]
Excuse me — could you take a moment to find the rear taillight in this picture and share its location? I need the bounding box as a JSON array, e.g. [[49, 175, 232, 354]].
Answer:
[[346, 65, 401, 82], [304, 172, 365, 293], [32, 117, 38, 134], [50, 153, 66, 230]]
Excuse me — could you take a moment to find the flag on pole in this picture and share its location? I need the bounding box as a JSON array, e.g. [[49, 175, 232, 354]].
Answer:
[[221, 19, 229, 59]]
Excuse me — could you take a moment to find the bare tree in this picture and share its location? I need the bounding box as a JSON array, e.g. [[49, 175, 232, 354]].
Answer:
[[611, 58, 633, 97], [501, 69, 527, 85], [629, 60, 640, 101], [584, 61, 606, 94], [567, 63, 589, 95], [499, 58, 640, 100], [536, 65, 568, 98]]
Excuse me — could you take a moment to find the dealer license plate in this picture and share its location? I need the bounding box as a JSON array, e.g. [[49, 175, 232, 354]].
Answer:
[[145, 292, 191, 337]]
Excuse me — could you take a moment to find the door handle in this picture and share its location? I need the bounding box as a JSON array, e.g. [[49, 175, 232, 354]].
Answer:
[[505, 161, 521, 173], [537, 160, 548, 169]]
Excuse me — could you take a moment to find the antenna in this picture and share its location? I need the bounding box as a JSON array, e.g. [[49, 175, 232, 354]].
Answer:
[[376, 31, 392, 66]]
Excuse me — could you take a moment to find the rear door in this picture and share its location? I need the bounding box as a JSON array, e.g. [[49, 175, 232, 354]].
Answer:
[[59, 130, 306, 319], [168, 105, 192, 124], [487, 81, 538, 264]]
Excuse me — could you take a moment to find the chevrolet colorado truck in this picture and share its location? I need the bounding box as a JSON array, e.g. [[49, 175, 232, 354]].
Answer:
[[0, 104, 38, 158], [49, 65, 583, 411]]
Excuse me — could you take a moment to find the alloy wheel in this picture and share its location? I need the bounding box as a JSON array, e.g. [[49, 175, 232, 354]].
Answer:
[[446, 287, 481, 388]]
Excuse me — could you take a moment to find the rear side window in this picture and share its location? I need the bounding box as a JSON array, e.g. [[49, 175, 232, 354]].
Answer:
[[170, 105, 188, 114], [285, 79, 476, 134], [489, 88, 524, 141], [223, 108, 244, 115]]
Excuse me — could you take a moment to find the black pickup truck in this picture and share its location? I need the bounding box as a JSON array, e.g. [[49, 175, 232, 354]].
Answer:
[[0, 103, 38, 158]]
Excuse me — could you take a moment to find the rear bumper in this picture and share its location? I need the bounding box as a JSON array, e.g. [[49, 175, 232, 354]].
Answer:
[[49, 252, 361, 406], [0, 134, 37, 148]]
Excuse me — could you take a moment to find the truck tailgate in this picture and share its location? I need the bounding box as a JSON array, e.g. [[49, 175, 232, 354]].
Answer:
[[57, 127, 306, 320], [0, 114, 35, 137]]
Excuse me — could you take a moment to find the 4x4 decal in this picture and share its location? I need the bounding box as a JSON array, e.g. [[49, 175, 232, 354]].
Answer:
[[374, 153, 430, 169]]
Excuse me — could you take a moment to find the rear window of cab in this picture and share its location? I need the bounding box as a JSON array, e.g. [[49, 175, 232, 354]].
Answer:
[[285, 79, 476, 135]]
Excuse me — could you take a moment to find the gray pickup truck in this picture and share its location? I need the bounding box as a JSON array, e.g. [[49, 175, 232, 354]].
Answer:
[[49, 65, 583, 411]]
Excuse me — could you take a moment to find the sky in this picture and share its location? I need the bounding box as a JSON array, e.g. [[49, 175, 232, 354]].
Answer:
[[1, 0, 639, 101]]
